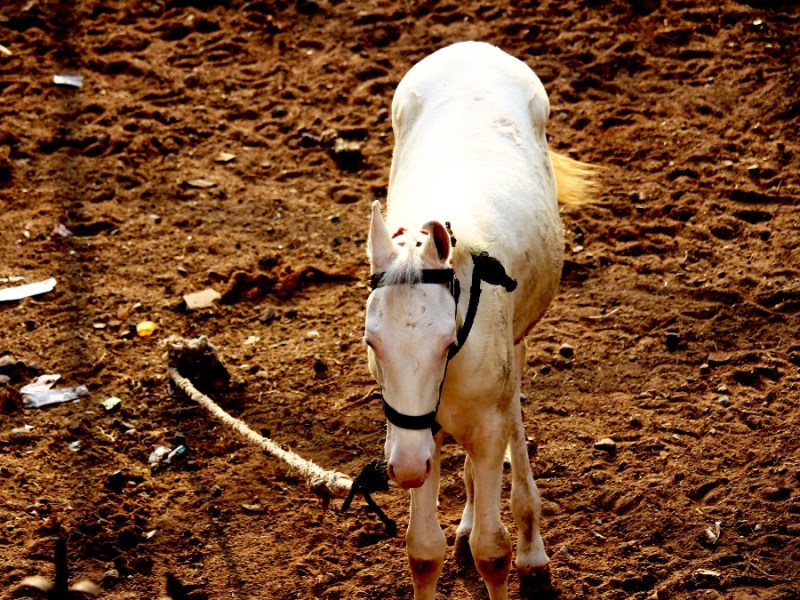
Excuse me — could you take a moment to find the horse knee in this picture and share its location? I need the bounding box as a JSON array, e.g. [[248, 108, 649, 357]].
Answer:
[[472, 530, 512, 587], [408, 553, 444, 600], [409, 555, 443, 586], [475, 553, 512, 586]]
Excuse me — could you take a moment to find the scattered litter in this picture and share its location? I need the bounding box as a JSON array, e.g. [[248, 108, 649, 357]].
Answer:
[[166, 445, 187, 463], [68, 440, 80, 452], [186, 178, 216, 189], [244, 335, 260, 345], [183, 287, 221, 310], [21, 374, 89, 408], [53, 74, 84, 88], [100, 396, 122, 411], [136, 321, 158, 337], [53, 223, 73, 237], [215, 151, 236, 163], [694, 568, 721, 581], [705, 520, 722, 545], [149, 444, 188, 469], [0, 277, 57, 302], [306, 330, 320, 339], [0, 44, 12, 57], [145, 530, 157, 540], [148, 445, 172, 465]]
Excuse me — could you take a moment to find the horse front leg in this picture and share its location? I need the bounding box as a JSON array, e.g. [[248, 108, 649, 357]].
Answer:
[[453, 453, 474, 562], [468, 425, 512, 600], [509, 341, 550, 590], [406, 434, 446, 600]]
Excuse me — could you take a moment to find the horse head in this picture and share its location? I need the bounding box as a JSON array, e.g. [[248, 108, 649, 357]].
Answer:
[[365, 201, 456, 488]]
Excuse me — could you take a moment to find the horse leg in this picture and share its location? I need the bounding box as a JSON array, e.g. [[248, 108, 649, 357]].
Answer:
[[453, 453, 474, 562], [468, 427, 512, 600], [509, 341, 550, 589], [407, 434, 446, 600]]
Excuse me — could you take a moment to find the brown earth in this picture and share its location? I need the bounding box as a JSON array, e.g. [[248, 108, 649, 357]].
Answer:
[[1, 1, 799, 599]]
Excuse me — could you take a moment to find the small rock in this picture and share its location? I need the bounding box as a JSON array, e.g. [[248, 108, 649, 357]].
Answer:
[[104, 470, 126, 490], [708, 352, 732, 367], [241, 502, 264, 514], [285, 307, 298, 319], [100, 396, 122, 412], [102, 568, 120, 584], [259, 308, 277, 324], [594, 438, 617, 453], [331, 138, 363, 171], [539, 364, 551, 375], [313, 357, 328, 374], [0, 374, 10, 387], [186, 178, 217, 189], [9, 426, 33, 444], [558, 343, 574, 359], [665, 331, 680, 351], [717, 395, 731, 407], [694, 568, 721, 581], [590, 471, 607, 485], [699, 363, 710, 376], [215, 152, 236, 163]]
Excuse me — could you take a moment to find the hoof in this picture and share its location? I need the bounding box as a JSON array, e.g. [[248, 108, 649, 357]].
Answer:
[[518, 563, 556, 598], [453, 534, 472, 562]]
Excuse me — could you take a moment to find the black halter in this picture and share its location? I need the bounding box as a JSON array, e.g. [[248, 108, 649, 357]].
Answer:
[[369, 251, 517, 434]]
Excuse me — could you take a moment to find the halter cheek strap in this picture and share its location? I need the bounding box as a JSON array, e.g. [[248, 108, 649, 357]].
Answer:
[[370, 251, 516, 434]]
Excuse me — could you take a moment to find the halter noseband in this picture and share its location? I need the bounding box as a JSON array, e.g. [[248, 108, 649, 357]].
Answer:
[[369, 251, 517, 434]]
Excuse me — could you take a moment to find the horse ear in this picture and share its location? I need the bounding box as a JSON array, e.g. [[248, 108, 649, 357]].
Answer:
[[368, 201, 396, 272], [420, 220, 451, 266]]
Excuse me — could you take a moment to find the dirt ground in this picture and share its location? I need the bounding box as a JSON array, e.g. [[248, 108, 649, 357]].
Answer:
[[1, 1, 799, 598]]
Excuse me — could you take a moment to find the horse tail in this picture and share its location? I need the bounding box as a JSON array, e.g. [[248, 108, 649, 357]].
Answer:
[[550, 151, 601, 206]]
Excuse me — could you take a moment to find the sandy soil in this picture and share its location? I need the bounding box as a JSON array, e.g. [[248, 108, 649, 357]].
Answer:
[[1, 1, 799, 598]]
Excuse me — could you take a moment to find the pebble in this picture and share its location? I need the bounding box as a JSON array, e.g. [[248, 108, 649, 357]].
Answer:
[[331, 138, 363, 171], [665, 331, 680, 351], [590, 471, 607, 485], [259, 308, 277, 324], [717, 395, 731, 407], [708, 352, 732, 366], [0, 374, 9, 387], [558, 343, 574, 359], [594, 438, 617, 453]]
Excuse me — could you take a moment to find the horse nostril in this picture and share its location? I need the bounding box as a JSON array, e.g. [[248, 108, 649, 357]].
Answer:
[[387, 463, 396, 481], [424, 458, 432, 476]]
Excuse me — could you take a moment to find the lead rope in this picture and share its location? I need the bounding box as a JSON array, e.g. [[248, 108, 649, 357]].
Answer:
[[166, 337, 397, 535]]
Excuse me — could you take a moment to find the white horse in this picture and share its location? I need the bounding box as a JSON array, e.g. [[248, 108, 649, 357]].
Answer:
[[365, 41, 595, 599]]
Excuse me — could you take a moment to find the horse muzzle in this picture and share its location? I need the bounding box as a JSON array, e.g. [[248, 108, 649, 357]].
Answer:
[[385, 428, 435, 488]]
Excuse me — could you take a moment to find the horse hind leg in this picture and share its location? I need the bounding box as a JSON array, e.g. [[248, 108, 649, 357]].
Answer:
[[509, 342, 550, 590], [453, 453, 474, 562]]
